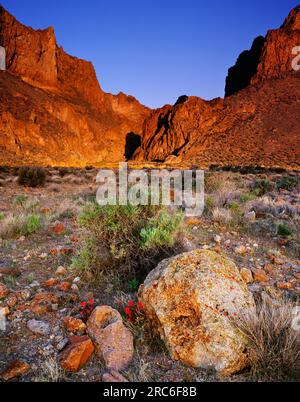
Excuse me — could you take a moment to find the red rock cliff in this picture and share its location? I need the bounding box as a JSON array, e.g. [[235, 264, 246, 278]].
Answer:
[[0, 6, 150, 166]]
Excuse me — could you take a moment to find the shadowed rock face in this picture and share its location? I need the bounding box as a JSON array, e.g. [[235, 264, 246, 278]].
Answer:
[[225, 36, 265, 97], [134, 5, 300, 170], [0, 6, 150, 166]]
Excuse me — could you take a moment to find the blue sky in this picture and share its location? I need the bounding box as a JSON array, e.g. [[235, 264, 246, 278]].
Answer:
[[1, 0, 299, 107]]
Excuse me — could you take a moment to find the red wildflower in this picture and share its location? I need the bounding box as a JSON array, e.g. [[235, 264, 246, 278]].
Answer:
[[128, 300, 135, 307], [124, 307, 132, 317], [137, 301, 144, 310]]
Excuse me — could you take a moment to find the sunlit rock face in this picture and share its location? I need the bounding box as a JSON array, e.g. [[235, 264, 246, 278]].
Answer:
[[134, 6, 300, 170], [0, 6, 150, 167]]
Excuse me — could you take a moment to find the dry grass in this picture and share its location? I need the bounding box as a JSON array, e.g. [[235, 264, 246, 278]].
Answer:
[[212, 207, 233, 225], [34, 357, 65, 382], [234, 297, 300, 382]]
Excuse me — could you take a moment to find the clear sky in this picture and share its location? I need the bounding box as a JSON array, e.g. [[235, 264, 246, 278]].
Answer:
[[1, 0, 299, 108]]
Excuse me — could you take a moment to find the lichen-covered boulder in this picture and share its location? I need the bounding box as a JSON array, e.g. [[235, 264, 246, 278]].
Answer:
[[139, 250, 256, 375]]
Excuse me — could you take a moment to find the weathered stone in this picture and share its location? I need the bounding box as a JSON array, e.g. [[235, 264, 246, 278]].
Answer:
[[254, 269, 270, 283], [87, 306, 134, 371], [240, 268, 254, 284], [63, 317, 86, 333], [139, 250, 256, 375], [102, 371, 129, 383], [60, 336, 94, 372], [0, 360, 30, 381], [0, 283, 8, 299], [27, 319, 50, 336]]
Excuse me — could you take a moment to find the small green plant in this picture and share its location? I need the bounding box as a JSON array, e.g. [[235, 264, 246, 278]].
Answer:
[[277, 223, 292, 238], [3, 275, 17, 289], [13, 195, 28, 207], [240, 194, 256, 203], [0, 212, 5, 220], [18, 167, 46, 188], [276, 176, 300, 192], [129, 278, 139, 294], [252, 179, 274, 197]]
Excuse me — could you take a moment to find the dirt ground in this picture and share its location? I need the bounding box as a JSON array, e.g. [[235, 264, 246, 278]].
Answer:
[[0, 167, 299, 382]]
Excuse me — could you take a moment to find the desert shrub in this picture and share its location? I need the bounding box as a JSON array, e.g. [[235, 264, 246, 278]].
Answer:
[[277, 223, 292, 238], [234, 298, 300, 381], [72, 204, 184, 284], [18, 167, 46, 188], [0, 212, 4, 220], [276, 176, 300, 192], [251, 178, 274, 196]]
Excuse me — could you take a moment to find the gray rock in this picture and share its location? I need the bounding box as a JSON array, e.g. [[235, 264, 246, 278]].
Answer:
[[27, 319, 50, 336]]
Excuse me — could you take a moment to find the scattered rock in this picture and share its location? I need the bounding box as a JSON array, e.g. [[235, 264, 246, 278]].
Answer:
[[244, 211, 256, 222], [214, 235, 222, 244], [27, 319, 50, 336], [87, 306, 134, 371], [60, 335, 94, 372], [57, 282, 71, 292], [0, 360, 30, 381], [51, 222, 65, 235], [139, 250, 256, 375], [63, 317, 86, 333], [0, 267, 21, 276], [42, 278, 57, 287], [277, 281, 293, 290], [254, 269, 270, 283], [102, 371, 128, 383], [55, 266, 68, 276], [0, 283, 8, 299], [234, 245, 247, 255], [240, 268, 254, 284]]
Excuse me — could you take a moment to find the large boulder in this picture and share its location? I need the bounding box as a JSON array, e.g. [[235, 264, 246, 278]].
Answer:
[[139, 250, 256, 375]]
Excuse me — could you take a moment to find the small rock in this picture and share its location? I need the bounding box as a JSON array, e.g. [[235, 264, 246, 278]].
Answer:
[[40, 253, 48, 259], [60, 335, 94, 372], [63, 317, 86, 333], [71, 284, 79, 292], [51, 222, 65, 235], [27, 319, 50, 336], [277, 281, 293, 290], [0, 283, 9, 299], [0, 267, 21, 277], [214, 235, 222, 244], [55, 266, 68, 276], [18, 236, 26, 242], [87, 306, 134, 371], [240, 268, 253, 284], [57, 282, 71, 292], [42, 278, 57, 288], [234, 245, 247, 255], [73, 277, 81, 284], [254, 270, 270, 283], [244, 211, 256, 222], [102, 371, 128, 383], [6, 295, 18, 308], [0, 360, 30, 381], [56, 338, 69, 351]]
